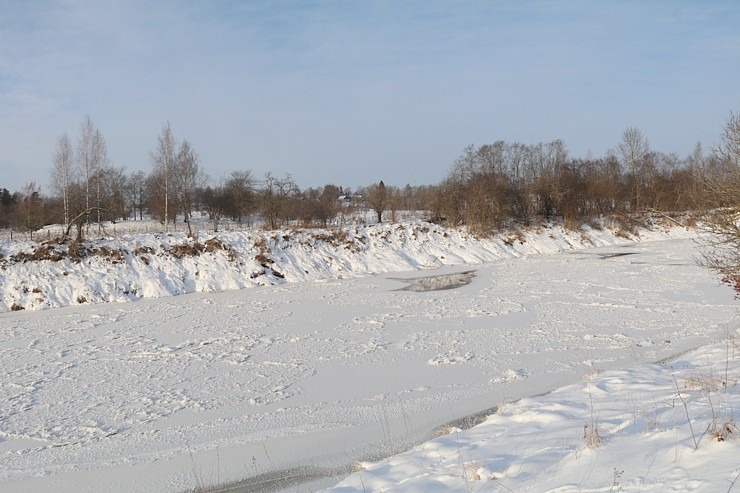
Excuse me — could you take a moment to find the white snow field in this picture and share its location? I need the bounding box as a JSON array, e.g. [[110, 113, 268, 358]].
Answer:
[[0, 221, 737, 492]]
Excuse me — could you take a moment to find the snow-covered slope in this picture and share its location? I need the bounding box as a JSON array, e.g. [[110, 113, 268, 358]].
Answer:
[[329, 337, 740, 493], [2, 218, 736, 493], [0, 219, 696, 313]]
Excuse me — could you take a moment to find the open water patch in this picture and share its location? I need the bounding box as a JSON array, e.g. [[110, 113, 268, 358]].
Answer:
[[393, 270, 476, 292], [205, 466, 342, 493], [570, 251, 639, 260], [600, 252, 638, 259]]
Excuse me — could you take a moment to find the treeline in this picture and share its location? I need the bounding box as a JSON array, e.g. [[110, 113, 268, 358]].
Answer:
[[431, 129, 731, 233], [0, 117, 436, 237], [1, 116, 737, 237]]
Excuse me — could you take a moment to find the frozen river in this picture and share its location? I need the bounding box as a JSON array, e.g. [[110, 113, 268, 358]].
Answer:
[[0, 236, 736, 492]]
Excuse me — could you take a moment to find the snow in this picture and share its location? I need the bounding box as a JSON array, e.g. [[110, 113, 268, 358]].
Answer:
[[0, 220, 737, 492], [0, 220, 693, 314], [330, 340, 740, 492]]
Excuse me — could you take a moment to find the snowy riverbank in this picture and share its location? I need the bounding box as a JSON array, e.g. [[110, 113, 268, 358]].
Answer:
[[0, 218, 697, 313], [1, 219, 737, 492]]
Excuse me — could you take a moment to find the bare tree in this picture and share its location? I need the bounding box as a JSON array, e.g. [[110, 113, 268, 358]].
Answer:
[[701, 111, 740, 294], [77, 116, 94, 224], [128, 170, 147, 220], [387, 185, 402, 223], [76, 116, 108, 231], [317, 184, 340, 227], [63, 181, 94, 242], [225, 170, 256, 225], [174, 139, 204, 236], [259, 173, 299, 229], [365, 180, 388, 223], [201, 183, 228, 232], [150, 122, 176, 229], [51, 133, 75, 227], [100, 164, 128, 222], [617, 127, 649, 210], [92, 128, 109, 229]]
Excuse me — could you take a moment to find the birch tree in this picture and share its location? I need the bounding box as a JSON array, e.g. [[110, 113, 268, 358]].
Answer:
[[150, 122, 176, 229], [617, 127, 649, 209], [76, 116, 108, 230], [52, 133, 74, 227], [92, 128, 109, 228], [77, 116, 94, 223], [174, 139, 204, 236]]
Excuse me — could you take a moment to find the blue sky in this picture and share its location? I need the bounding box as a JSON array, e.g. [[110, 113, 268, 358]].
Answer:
[[1, 0, 739, 195]]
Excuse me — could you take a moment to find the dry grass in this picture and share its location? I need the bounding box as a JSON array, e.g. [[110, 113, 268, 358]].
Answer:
[[684, 373, 726, 393], [502, 229, 526, 247], [253, 237, 268, 252], [580, 232, 594, 245], [434, 426, 457, 437], [707, 416, 737, 442], [582, 423, 601, 449], [170, 243, 204, 258], [606, 215, 639, 239], [563, 215, 586, 232], [7, 235, 238, 269], [92, 246, 125, 264], [11, 244, 66, 262], [134, 246, 154, 265], [583, 384, 602, 449], [682, 215, 697, 228], [203, 238, 236, 260], [254, 253, 273, 265], [67, 241, 91, 260]]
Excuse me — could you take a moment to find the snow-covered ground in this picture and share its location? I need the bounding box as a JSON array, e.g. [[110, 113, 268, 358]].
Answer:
[[0, 219, 693, 314], [330, 338, 740, 493], [0, 220, 737, 492]]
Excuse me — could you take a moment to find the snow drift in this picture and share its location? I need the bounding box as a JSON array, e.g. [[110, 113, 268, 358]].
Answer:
[[0, 219, 696, 313]]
